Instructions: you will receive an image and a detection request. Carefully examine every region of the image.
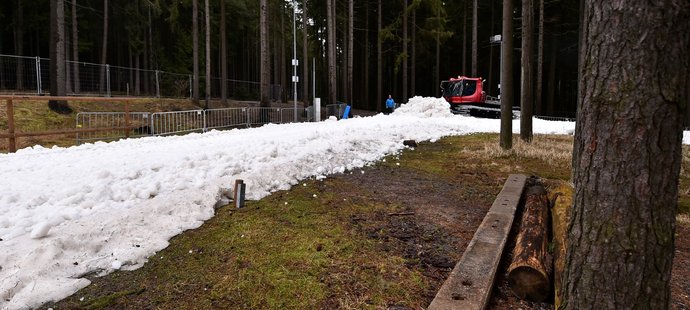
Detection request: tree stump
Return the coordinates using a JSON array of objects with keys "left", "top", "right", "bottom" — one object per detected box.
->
[{"left": 508, "top": 184, "right": 552, "bottom": 301}]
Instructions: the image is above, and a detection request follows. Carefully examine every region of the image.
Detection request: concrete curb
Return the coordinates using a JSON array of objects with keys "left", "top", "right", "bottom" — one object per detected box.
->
[{"left": 428, "top": 174, "right": 527, "bottom": 310}]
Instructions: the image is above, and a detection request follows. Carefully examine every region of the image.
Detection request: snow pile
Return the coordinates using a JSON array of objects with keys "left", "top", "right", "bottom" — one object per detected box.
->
[
  {"left": 0, "top": 96, "right": 640, "bottom": 309},
  {"left": 393, "top": 96, "right": 453, "bottom": 118}
]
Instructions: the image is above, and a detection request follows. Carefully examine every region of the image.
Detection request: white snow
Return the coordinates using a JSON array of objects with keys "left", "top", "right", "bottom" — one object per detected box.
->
[{"left": 0, "top": 96, "right": 681, "bottom": 309}]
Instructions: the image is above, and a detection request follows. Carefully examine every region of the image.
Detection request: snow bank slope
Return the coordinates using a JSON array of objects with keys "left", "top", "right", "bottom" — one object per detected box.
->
[{"left": 2, "top": 97, "right": 577, "bottom": 309}]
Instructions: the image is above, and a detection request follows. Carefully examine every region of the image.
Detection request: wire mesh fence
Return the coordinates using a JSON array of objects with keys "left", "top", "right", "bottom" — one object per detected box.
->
[
  {"left": 0, "top": 54, "right": 277, "bottom": 101},
  {"left": 75, "top": 112, "right": 152, "bottom": 144},
  {"left": 74, "top": 106, "right": 317, "bottom": 144}
]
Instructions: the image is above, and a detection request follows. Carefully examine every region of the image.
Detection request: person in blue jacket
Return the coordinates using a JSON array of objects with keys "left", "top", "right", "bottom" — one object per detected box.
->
[{"left": 385, "top": 95, "right": 395, "bottom": 114}]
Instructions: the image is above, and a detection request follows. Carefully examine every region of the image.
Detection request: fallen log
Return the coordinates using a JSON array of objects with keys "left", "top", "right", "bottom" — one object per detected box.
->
[
  {"left": 547, "top": 180, "right": 573, "bottom": 308},
  {"left": 508, "top": 184, "right": 552, "bottom": 302}
]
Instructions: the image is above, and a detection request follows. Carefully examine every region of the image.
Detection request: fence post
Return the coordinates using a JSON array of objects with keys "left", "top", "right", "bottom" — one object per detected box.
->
[
  {"left": 7, "top": 99, "right": 16, "bottom": 153},
  {"left": 155, "top": 70, "right": 161, "bottom": 98},
  {"left": 124, "top": 100, "right": 131, "bottom": 138},
  {"left": 106, "top": 64, "right": 111, "bottom": 97},
  {"left": 202, "top": 110, "right": 207, "bottom": 133},
  {"left": 189, "top": 75, "right": 193, "bottom": 99},
  {"left": 35, "top": 57, "right": 42, "bottom": 95}
]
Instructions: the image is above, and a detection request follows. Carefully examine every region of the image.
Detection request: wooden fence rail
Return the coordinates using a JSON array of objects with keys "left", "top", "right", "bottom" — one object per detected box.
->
[{"left": 1, "top": 95, "right": 134, "bottom": 153}]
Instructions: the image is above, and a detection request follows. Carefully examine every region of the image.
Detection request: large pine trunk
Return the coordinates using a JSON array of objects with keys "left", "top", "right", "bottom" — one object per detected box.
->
[
  {"left": 564, "top": 1, "right": 689, "bottom": 308},
  {"left": 49, "top": 0, "right": 69, "bottom": 112},
  {"left": 204, "top": 0, "right": 211, "bottom": 108},
  {"left": 98, "top": 0, "right": 108, "bottom": 95},
  {"left": 471, "top": 0, "right": 477, "bottom": 77},
  {"left": 347, "top": 0, "right": 353, "bottom": 106},
  {"left": 259, "top": 0, "right": 270, "bottom": 107},
  {"left": 500, "top": 0, "right": 513, "bottom": 150},
  {"left": 402, "top": 0, "right": 408, "bottom": 103},
  {"left": 302, "top": 0, "right": 309, "bottom": 107},
  {"left": 220, "top": 0, "right": 227, "bottom": 104},
  {"left": 15, "top": 0, "right": 24, "bottom": 90},
  {"left": 326, "top": 0, "right": 337, "bottom": 105},
  {"left": 193, "top": 0, "right": 200, "bottom": 104},
  {"left": 410, "top": 9, "right": 415, "bottom": 97},
  {"left": 520, "top": 0, "right": 533, "bottom": 142},
  {"left": 535, "top": 0, "right": 543, "bottom": 115},
  {"left": 71, "top": 0, "right": 80, "bottom": 94},
  {"left": 376, "top": 0, "right": 382, "bottom": 112}
]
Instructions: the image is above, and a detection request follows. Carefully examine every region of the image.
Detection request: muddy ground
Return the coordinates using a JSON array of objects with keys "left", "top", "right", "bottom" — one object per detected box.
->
[{"left": 45, "top": 136, "right": 690, "bottom": 309}]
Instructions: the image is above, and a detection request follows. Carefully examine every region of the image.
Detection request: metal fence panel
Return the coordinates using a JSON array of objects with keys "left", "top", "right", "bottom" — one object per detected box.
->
[
  {"left": 151, "top": 110, "right": 206, "bottom": 136},
  {"left": 0, "top": 54, "right": 40, "bottom": 94},
  {"left": 76, "top": 112, "right": 151, "bottom": 144},
  {"left": 205, "top": 108, "right": 247, "bottom": 130},
  {"left": 280, "top": 108, "right": 308, "bottom": 123},
  {"left": 246, "top": 107, "right": 281, "bottom": 126}
]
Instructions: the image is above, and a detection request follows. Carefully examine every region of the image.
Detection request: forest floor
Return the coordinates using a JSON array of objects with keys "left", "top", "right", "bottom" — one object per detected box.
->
[{"left": 40, "top": 133, "right": 690, "bottom": 309}]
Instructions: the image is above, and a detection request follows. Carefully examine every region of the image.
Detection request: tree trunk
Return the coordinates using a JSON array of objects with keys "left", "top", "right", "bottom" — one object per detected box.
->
[
  {"left": 65, "top": 20, "right": 71, "bottom": 94},
  {"left": 535, "top": 0, "right": 543, "bottom": 116},
  {"left": 472, "top": 0, "right": 477, "bottom": 77},
  {"left": 377, "top": 0, "right": 382, "bottom": 112},
  {"left": 348, "top": 0, "right": 354, "bottom": 106},
  {"left": 546, "top": 30, "right": 557, "bottom": 116},
  {"left": 500, "top": 0, "right": 513, "bottom": 150},
  {"left": 71, "top": 0, "right": 79, "bottom": 94},
  {"left": 204, "top": 0, "right": 211, "bottom": 108},
  {"left": 49, "top": 0, "right": 69, "bottom": 112},
  {"left": 508, "top": 184, "right": 551, "bottom": 302},
  {"left": 411, "top": 9, "right": 416, "bottom": 97},
  {"left": 193, "top": 0, "right": 200, "bottom": 104},
  {"left": 327, "top": 0, "right": 337, "bottom": 105},
  {"left": 564, "top": 1, "right": 689, "bottom": 308},
  {"left": 435, "top": 5, "right": 440, "bottom": 97},
  {"left": 302, "top": 0, "right": 309, "bottom": 107},
  {"left": 99, "top": 0, "right": 108, "bottom": 95},
  {"left": 520, "top": 0, "right": 534, "bottom": 142},
  {"left": 220, "top": 0, "right": 227, "bottom": 104},
  {"left": 487, "top": 0, "right": 494, "bottom": 95},
  {"left": 15, "top": 0, "right": 24, "bottom": 90},
  {"left": 260, "top": 0, "right": 270, "bottom": 107},
  {"left": 148, "top": 4, "right": 153, "bottom": 71},
  {"left": 364, "top": 1, "right": 370, "bottom": 107},
  {"left": 135, "top": 53, "right": 140, "bottom": 95},
  {"left": 128, "top": 45, "right": 133, "bottom": 95},
  {"left": 462, "top": 0, "right": 467, "bottom": 74},
  {"left": 402, "top": 0, "right": 408, "bottom": 103},
  {"left": 280, "top": 2, "right": 287, "bottom": 103}
]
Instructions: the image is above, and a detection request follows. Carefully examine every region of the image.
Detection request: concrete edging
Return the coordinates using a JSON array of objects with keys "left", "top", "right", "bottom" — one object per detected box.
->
[{"left": 428, "top": 174, "right": 527, "bottom": 310}]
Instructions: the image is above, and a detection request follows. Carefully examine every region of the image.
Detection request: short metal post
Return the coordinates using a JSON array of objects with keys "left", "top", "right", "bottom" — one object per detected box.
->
[
  {"left": 155, "top": 70, "right": 161, "bottom": 98},
  {"left": 106, "top": 64, "right": 111, "bottom": 97},
  {"left": 7, "top": 99, "right": 16, "bottom": 153},
  {"left": 124, "top": 100, "right": 131, "bottom": 138},
  {"left": 202, "top": 110, "right": 207, "bottom": 133},
  {"left": 35, "top": 57, "right": 42, "bottom": 95},
  {"left": 189, "top": 75, "right": 193, "bottom": 99},
  {"left": 233, "top": 179, "right": 246, "bottom": 209}
]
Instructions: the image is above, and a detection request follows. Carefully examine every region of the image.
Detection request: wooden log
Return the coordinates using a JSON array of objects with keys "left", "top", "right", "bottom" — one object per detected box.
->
[
  {"left": 547, "top": 180, "right": 573, "bottom": 309},
  {"left": 508, "top": 184, "right": 552, "bottom": 302}
]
